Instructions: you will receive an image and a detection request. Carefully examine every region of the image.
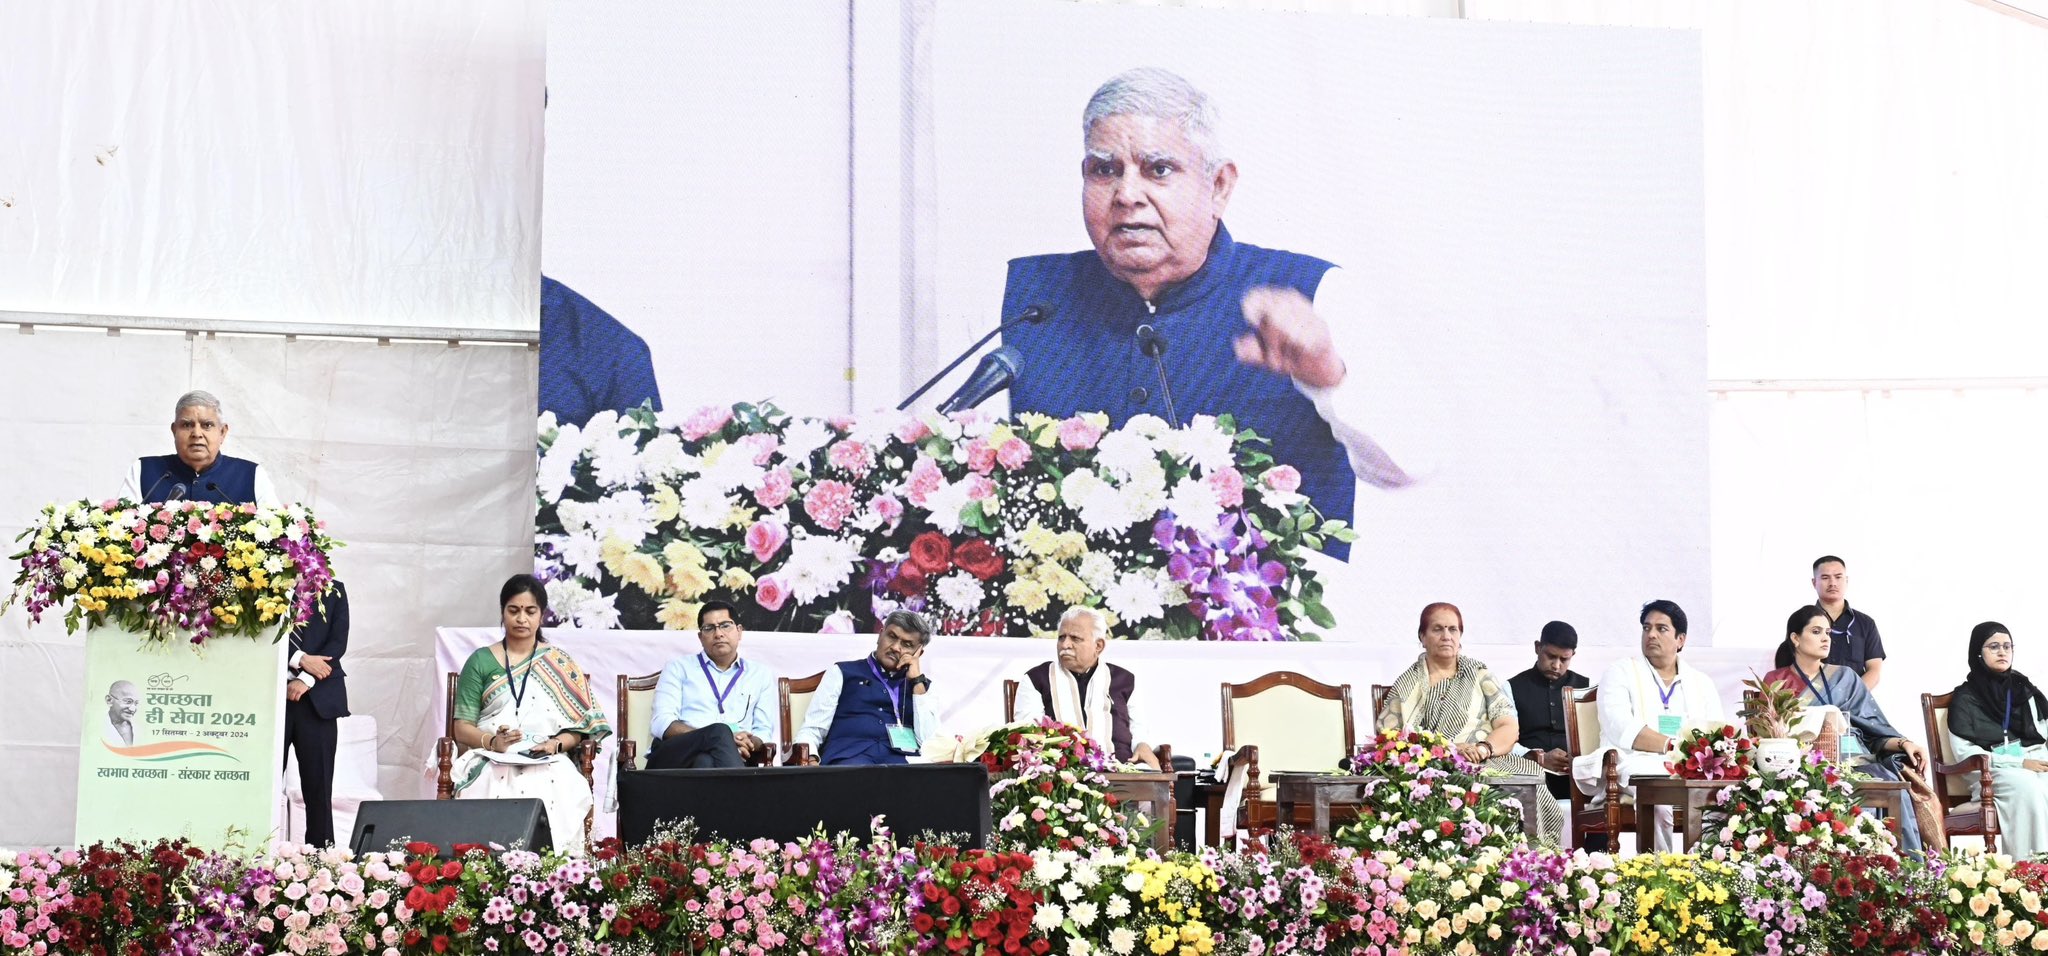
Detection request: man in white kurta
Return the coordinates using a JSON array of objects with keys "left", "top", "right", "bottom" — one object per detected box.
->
[{"left": 1574, "top": 599, "right": 1724, "bottom": 850}]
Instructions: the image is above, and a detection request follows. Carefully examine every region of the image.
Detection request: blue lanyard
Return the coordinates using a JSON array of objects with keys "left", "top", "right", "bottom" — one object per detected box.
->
[
  {"left": 501, "top": 639, "right": 536, "bottom": 715},
  {"left": 1654, "top": 671, "right": 1681, "bottom": 709},
  {"left": 698, "top": 654, "right": 745, "bottom": 714},
  {"left": 2005, "top": 689, "right": 2015, "bottom": 737},
  {"left": 1796, "top": 666, "right": 1833, "bottom": 707},
  {"left": 867, "top": 657, "right": 906, "bottom": 723}
]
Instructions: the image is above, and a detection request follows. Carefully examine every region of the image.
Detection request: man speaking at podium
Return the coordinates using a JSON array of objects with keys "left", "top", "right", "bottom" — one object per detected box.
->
[
  {"left": 125, "top": 390, "right": 283, "bottom": 507},
  {"left": 1001, "top": 68, "right": 1430, "bottom": 557}
]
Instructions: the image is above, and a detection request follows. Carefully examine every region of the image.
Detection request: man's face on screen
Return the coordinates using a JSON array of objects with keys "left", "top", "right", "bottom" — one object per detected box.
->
[{"left": 1082, "top": 113, "right": 1234, "bottom": 300}]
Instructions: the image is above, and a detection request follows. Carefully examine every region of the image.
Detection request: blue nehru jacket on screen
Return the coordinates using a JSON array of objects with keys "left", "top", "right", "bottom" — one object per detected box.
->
[
  {"left": 137, "top": 454, "right": 260, "bottom": 504},
  {"left": 538, "top": 276, "right": 662, "bottom": 428},
  {"left": 1001, "top": 223, "right": 1353, "bottom": 558}
]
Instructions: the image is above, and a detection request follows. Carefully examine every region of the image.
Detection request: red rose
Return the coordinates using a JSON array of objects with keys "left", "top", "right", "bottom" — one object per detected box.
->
[
  {"left": 909, "top": 532, "right": 953, "bottom": 574},
  {"left": 451, "top": 916, "right": 472, "bottom": 934},
  {"left": 889, "top": 561, "right": 929, "bottom": 597},
  {"left": 1439, "top": 821, "right": 1457, "bottom": 835},
  {"left": 405, "top": 841, "right": 439, "bottom": 857},
  {"left": 432, "top": 935, "right": 451, "bottom": 953},
  {"left": 913, "top": 913, "right": 936, "bottom": 933},
  {"left": 952, "top": 537, "right": 1005, "bottom": 581},
  {"left": 441, "top": 860, "right": 463, "bottom": 879}
]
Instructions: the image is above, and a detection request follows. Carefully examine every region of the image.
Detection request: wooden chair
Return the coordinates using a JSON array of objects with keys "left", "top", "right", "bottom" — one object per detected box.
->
[
  {"left": 1219, "top": 671, "right": 1356, "bottom": 840},
  {"left": 1921, "top": 691, "right": 2001, "bottom": 852},
  {"left": 434, "top": 671, "right": 599, "bottom": 845},
  {"left": 1369, "top": 683, "right": 1393, "bottom": 727},
  {"left": 1000, "top": 677, "right": 1176, "bottom": 769},
  {"left": 1562, "top": 684, "right": 1634, "bottom": 850},
  {"left": 615, "top": 672, "right": 662, "bottom": 774},
  {"left": 779, "top": 671, "right": 824, "bottom": 765}
]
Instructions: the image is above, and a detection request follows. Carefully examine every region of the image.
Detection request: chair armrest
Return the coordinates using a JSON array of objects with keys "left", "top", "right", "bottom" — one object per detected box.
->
[
  {"left": 434, "top": 737, "right": 457, "bottom": 800},
  {"left": 743, "top": 741, "right": 775, "bottom": 767},
  {"left": 1937, "top": 752, "right": 2000, "bottom": 829},
  {"left": 619, "top": 739, "right": 638, "bottom": 772},
  {"left": 573, "top": 739, "right": 600, "bottom": 788},
  {"left": 1600, "top": 750, "right": 1624, "bottom": 834},
  {"left": 785, "top": 742, "right": 815, "bottom": 766}
]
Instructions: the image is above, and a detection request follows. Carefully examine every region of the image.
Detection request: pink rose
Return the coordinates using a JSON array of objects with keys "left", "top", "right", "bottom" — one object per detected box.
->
[
  {"left": 1058, "top": 417, "right": 1104, "bottom": 451},
  {"left": 820, "top": 610, "right": 856, "bottom": 634},
  {"left": 902, "top": 457, "right": 945, "bottom": 507},
  {"left": 963, "top": 474, "right": 997, "bottom": 502},
  {"left": 963, "top": 438, "right": 997, "bottom": 475},
  {"left": 744, "top": 521, "right": 789, "bottom": 564},
  {"left": 1205, "top": 467, "right": 1246, "bottom": 509},
  {"left": 754, "top": 575, "right": 789, "bottom": 612},
  {"left": 680, "top": 404, "right": 735, "bottom": 441},
  {"left": 802, "top": 480, "right": 857, "bottom": 531},
  {"left": 994, "top": 437, "right": 1032, "bottom": 471},
  {"left": 753, "top": 467, "right": 795, "bottom": 510},
  {"left": 1261, "top": 464, "right": 1303, "bottom": 495},
  {"left": 149, "top": 524, "right": 168, "bottom": 541},
  {"left": 826, "top": 415, "right": 856, "bottom": 433},
  {"left": 892, "top": 417, "right": 933, "bottom": 444},
  {"left": 826, "top": 440, "right": 874, "bottom": 478}
]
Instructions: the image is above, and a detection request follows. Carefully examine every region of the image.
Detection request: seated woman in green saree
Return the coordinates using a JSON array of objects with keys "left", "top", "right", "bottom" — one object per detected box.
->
[{"left": 450, "top": 575, "right": 611, "bottom": 851}]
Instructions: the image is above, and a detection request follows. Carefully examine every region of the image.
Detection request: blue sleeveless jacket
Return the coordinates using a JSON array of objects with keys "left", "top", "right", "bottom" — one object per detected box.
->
[
  {"left": 136, "top": 454, "right": 260, "bottom": 505},
  {"left": 819, "top": 658, "right": 917, "bottom": 766},
  {"left": 1001, "top": 224, "right": 1353, "bottom": 557}
]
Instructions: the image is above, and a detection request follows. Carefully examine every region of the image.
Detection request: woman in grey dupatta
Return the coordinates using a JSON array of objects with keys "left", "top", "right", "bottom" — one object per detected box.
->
[{"left": 1377, "top": 602, "right": 1563, "bottom": 843}]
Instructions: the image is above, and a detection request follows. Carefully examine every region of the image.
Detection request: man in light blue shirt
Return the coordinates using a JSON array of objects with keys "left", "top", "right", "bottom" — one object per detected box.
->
[{"left": 646, "top": 601, "right": 777, "bottom": 769}]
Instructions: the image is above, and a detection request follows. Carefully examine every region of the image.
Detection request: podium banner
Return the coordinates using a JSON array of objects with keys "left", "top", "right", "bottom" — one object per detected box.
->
[{"left": 75, "top": 628, "right": 286, "bottom": 847}]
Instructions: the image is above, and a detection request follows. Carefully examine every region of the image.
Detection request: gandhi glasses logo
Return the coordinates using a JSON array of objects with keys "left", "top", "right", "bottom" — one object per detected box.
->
[{"left": 96, "top": 670, "right": 241, "bottom": 762}]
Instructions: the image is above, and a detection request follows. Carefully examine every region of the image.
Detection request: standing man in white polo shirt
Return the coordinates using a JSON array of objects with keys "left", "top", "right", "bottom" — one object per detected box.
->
[{"left": 645, "top": 600, "right": 777, "bottom": 769}]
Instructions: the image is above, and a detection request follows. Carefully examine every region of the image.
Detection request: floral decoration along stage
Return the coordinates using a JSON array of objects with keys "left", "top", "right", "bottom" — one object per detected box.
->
[
  {"left": 1333, "top": 728, "right": 1528, "bottom": 863},
  {"left": 3, "top": 498, "right": 340, "bottom": 644},
  {"left": 534, "top": 401, "right": 1353, "bottom": 639}
]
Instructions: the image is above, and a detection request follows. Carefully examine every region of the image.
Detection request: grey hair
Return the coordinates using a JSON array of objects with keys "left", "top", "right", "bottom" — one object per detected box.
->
[
  {"left": 1083, "top": 67, "right": 1227, "bottom": 174},
  {"left": 882, "top": 609, "right": 934, "bottom": 646},
  {"left": 1059, "top": 605, "right": 1111, "bottom": 640},
  {"left": 173, "top": 390, "right": 224, "bottom": 423}
]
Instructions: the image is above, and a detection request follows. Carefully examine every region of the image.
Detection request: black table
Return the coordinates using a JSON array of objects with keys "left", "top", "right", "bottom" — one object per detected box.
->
[{"left": 618, "top": 763, "right": 991, "bottom": 847}]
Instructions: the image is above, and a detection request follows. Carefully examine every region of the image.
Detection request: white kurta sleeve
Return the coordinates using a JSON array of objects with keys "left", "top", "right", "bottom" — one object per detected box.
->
[
  {"left": 1597, "top": 659, "right": 1649, "bottom": 752},
  {"left": 253, "top": 465, "right": 283, "bottom": 509},
  {"left": 793, "top": 666, "right": 843, "bottom": 750}
]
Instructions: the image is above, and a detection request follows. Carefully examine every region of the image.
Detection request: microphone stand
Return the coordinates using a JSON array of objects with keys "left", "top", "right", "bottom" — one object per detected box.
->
[
  {"left": 897, "top": 304, "right": 1051, "bottom": 411},
  {"left": 1136, "top": 325, "right": 1181, "bottom": 428}
]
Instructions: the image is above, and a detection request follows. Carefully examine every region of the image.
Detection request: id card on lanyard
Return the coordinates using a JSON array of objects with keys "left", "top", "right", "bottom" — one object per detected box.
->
[
  {"left": 868, "top": 658, "right": 919, "bottom": 753},
  {"left": 1996, "top": 689, "right": 2027, "bottom": 758},
  {"left": 1651, "top": 663, "right": 1684, "bottom": 738}
]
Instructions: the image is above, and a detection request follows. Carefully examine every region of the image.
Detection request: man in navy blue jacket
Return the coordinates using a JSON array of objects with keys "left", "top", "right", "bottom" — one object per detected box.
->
[{"left": 285, "top": 582, "right": 350, "bottom": 846}]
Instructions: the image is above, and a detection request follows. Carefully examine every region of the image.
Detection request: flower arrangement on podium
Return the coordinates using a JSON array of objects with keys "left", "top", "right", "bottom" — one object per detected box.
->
[
  {"left": 4, "top": 498, "right": 339, "bottom": 644},
  {"left": 977, "top": 719, "right": 1146, "bottom": 853},
  {"left": 534, "top": 401, "right": 1353, "bottom": 639},
  {"left": 1331, "top": 728, "right": 1523, "bottom": 862},
  {"left": 1670, "top": 725, "right": 1755, "bottom": 781}
]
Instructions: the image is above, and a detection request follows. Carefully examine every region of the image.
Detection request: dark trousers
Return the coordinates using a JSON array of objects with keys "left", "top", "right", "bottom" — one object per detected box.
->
[
  {"left": 283, "top": 698, "right": 338, "bottom": 847},
  {"left": 645, "top": 724, "right": 743, "bottom": 770}
]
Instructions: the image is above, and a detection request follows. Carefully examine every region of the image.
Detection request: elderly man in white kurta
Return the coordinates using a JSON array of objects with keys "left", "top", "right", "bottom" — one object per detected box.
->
[{"left": 1574, "top": 599, "right": 1724, "bottom": 850}]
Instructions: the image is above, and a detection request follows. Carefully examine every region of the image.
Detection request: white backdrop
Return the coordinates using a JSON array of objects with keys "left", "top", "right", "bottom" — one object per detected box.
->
[{"left": 0, "top": 0, "right": 544, "bottom": 335}]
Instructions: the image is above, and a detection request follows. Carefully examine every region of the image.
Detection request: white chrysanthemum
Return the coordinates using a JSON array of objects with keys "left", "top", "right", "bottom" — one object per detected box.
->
[
  {"left": 1123, "top": 414, "right": 1169, "bottom": 438},
  {"left": 559, "top": 490, "right": 656, "bottom": 550},
  {"left": 923, "top": 481, "right": 973, "bottom": 534},
  {"left": 1105, "top": 894, "right": 1133, "bottom": 919},
  {"left": 1033, "top": 854, "right": 1068, "bottom": 884},
  {"left": 143, "top": 542, "right": 174, "bottom": 567},
  {"left": 782, "top": 533, "right": 863, "bottom": 604},
  {"left": 1032, "top": 903, "right": 1064, "bottom": 932},
  {"left": 1071, "top": 860, "right": 1100, "bottom": 887},
  {"left": 1104, "top": 571, "right": 1168, "bottom": 625},
  {"left": 1121, "top": 870, "right": 1147, "bottom": 893},
  {"left": 537, "top": 423, "right": 587, "bottom": 502},
  {"left": 1058, "top": 881, "right": 1083, "bottom": 902},
  {"left": 1077, "top": 552, "right": 1118, "bottom": 591},
  {"left": 935, "top": 572, "right": 985, "bottom": 614},
  {"left": 1164, "top": 477, "right": 1222, "bottom": 533},
  {"left": 677, "top": 478, "right": 733, "bottom": 529},
  {"left": 545, "top": 579, "right": 620, "bottom": 629},
  {"left": 701, "top": 444, "right": 765, "bottom": 493},
  {"left": 1066, "top": 937, "right": 1093, "bottom": 956},
  {"left": 1092, "top": 428, "right": 1159, "bottom": 481},
  {"left": 1067, "top": 900, "right": 1097, "bottom": 928},
  {"left": 1168, "top": 415, "right": 1235, "bottom": 472},
  {"left": 637, "top": 433, "right": 688, "bottom": 480},
  {"left": 586, "top": 425, "right": 646, "bottom": 490},
  {"left": 1107, "top": 925, "right": 1137, "bottom": 955},
  {"left": 780, "top": 419, "right": 834, "bottom": 465},
  {"left": 542, "top": 532, "right": 604, "bottom": 579}
]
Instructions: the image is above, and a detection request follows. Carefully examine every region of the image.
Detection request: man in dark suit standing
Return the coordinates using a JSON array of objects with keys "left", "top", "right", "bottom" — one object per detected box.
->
[{"left": 285, "top": 582, "right": 350, "bottom": 846}]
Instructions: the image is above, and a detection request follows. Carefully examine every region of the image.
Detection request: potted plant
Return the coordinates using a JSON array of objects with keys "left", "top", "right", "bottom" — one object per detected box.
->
[{"left": 1739, "top": 672, "right": 1813, "bottom": 774}]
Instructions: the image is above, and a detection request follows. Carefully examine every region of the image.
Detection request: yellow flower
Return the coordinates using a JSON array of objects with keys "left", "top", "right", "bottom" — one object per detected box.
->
[
  {"left": 655, "top": 598, "right": 702, "bottom": 631},
  {"left": 1017, "top": 522, "right": 1059, "bottom": 558},
  {"left": 669, "top": 562, "right": 714, "bottom": 600},
  {"left": 603, "top": 537, "right": 668, "bottom": 596},
  {"left": 652, "top": 483, "right": 682, "bottom": 523},
  {"left": 720, "top": 567, "right": 756, "bottom": 590},
  {"left": 1034, "top": 482, "right": 1058, "bottom": 502},
  {"left": 662, "top": 539, "right": 709, "bottom": 571},
  {"left": 1004, "top": 578, "right": 1050, "bottom": 615}
]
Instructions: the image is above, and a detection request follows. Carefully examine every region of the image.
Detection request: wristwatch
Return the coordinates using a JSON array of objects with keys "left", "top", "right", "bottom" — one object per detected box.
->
[{"left": 909, "top": 676, "right": 932, "bottom": 692}]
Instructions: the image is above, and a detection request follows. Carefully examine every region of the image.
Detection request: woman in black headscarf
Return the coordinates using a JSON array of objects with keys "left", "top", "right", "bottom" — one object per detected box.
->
[{"left": 1945, "top": 621, "right": 2048, "bottom": 858}]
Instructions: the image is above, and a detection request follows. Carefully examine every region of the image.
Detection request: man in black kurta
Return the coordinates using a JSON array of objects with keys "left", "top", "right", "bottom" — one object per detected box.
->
[{"left": 1507, "top": 621, "right": 1590, "bottom": 801}]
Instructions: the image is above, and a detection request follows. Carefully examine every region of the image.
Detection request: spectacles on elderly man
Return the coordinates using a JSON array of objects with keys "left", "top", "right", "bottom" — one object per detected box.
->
[{"left": 698, "top": 621, "right": 739, "bottom": 637}]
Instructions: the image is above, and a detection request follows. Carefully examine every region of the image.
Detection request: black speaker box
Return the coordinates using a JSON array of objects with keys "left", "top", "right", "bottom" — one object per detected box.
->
[
  {"left": 618, "top": 763, "right": 990, "bottom": 848},
  {"left": 349, "top": 798, "right": 553, "bottom": 857}
]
